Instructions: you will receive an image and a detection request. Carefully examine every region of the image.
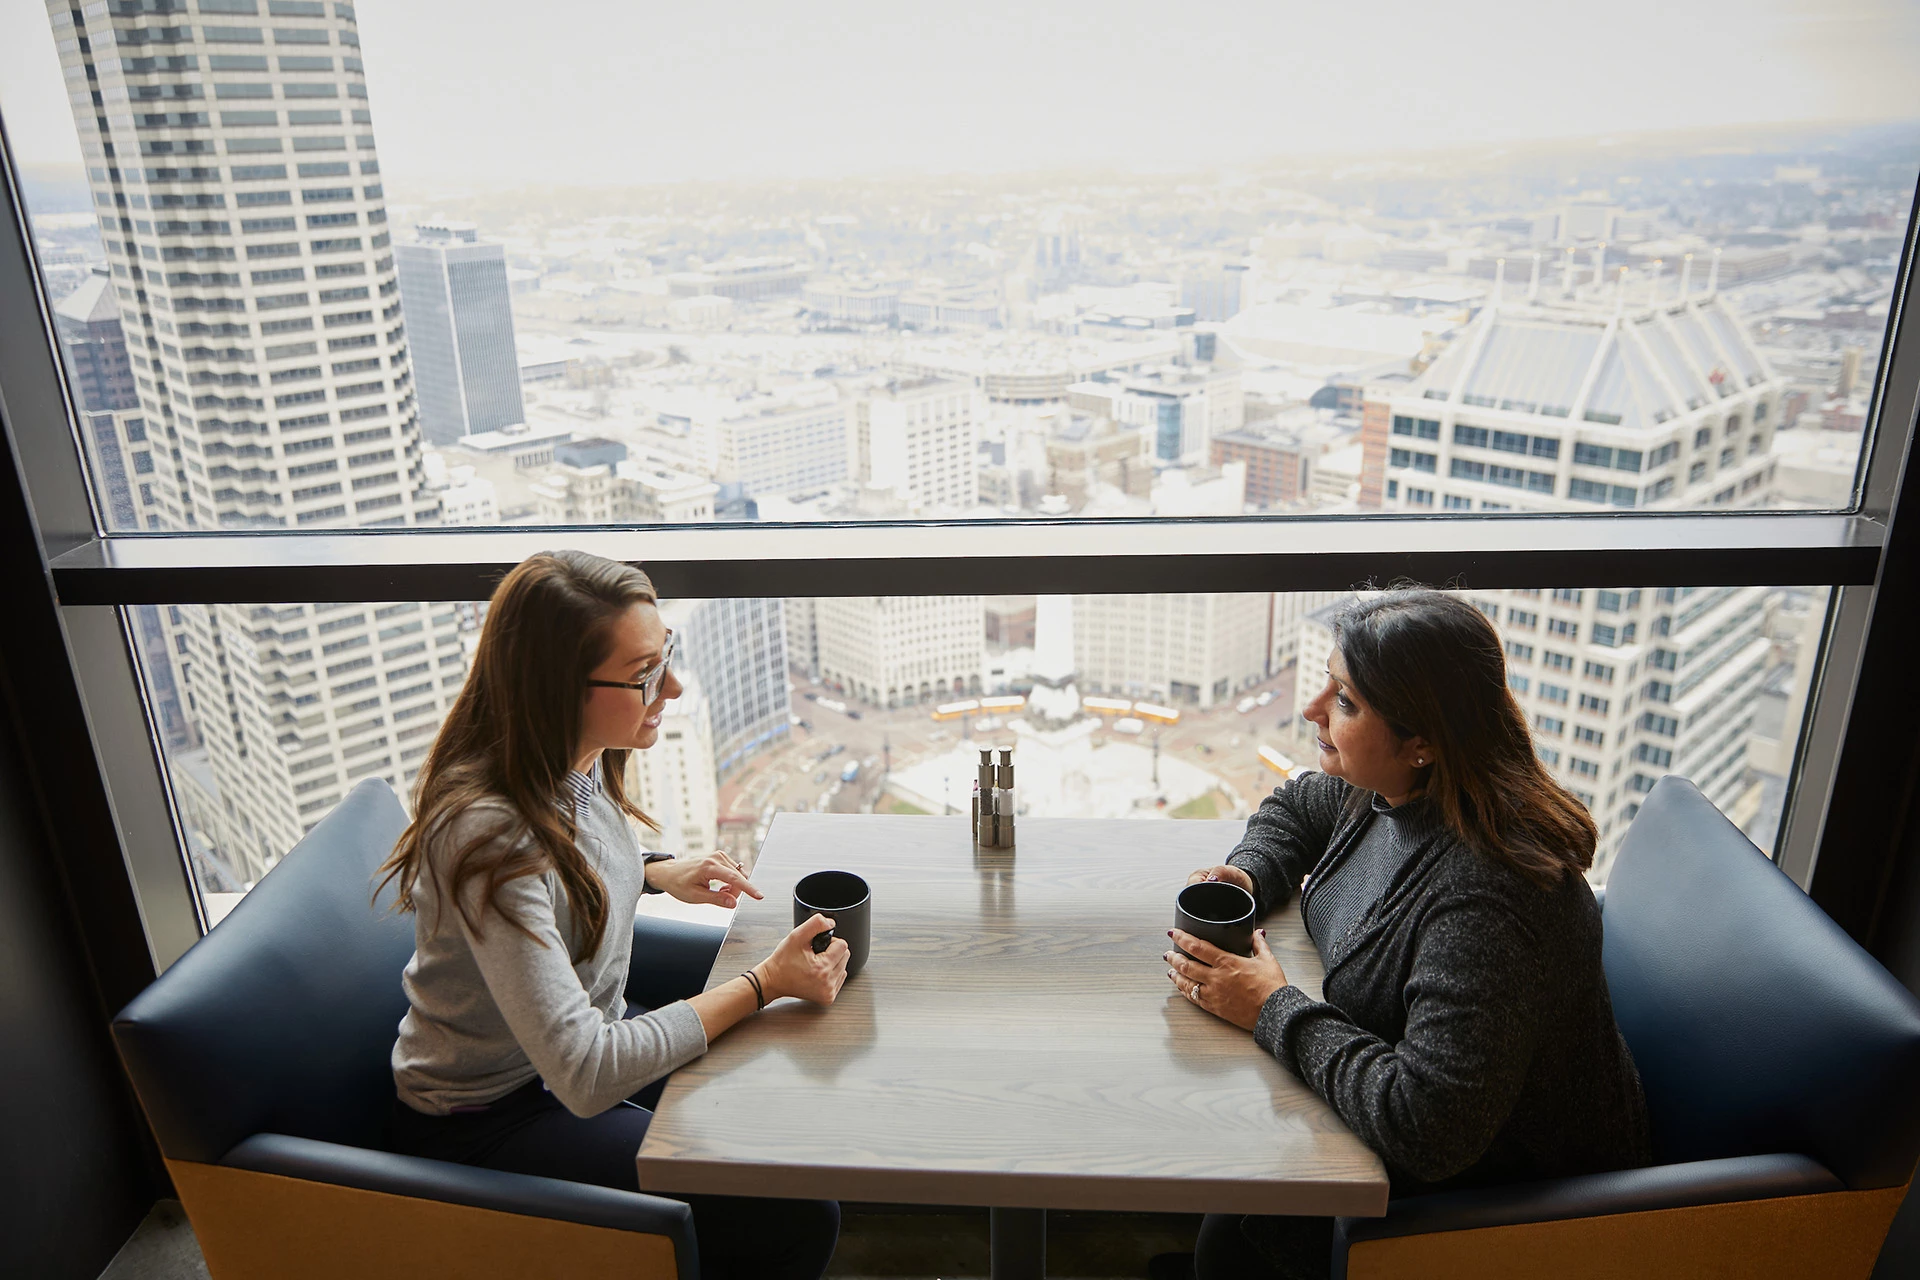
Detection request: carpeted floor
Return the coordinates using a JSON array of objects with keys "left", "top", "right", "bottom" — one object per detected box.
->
[{"left": 97, "top": 1199, "right": 1200, "bottom": 1279}]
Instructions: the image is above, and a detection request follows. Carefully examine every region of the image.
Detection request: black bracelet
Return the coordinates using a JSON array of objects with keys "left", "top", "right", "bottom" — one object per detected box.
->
[{"left": 741, "top": 969, "right": 766, "bottom": 1010}]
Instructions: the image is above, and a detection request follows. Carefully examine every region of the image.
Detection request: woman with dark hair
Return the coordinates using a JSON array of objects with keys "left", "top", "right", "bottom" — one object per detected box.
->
[
  {"left": 379, "top": 550, "right": 846, "bottom": 1279},
  {"left": 1161, "top": 588, "right": 1650, "bottom": 1280}
]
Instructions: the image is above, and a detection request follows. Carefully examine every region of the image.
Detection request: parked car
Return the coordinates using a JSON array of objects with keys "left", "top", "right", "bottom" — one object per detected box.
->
[
  {"left": 1236, "top": 696, "right": 1257, "bottom": 714},
  {"left": 840, "top": 762, "right": 862, "bottom": 783}
]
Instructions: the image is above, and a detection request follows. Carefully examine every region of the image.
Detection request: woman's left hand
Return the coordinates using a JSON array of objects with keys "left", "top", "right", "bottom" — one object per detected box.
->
[
  {"left": 647, "top": 850, "right": 765, "bottom": 909},
  {"left": 1166, "top": 928, "right": 1289, "bottom": 1031}
]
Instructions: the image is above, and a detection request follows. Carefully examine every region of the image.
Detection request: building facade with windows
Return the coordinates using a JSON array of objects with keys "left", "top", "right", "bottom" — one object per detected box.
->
[
  {"left": 673, "top": 598, "right": 793, "bottom": 778},
  {"left": 816, "top": 596, "right": 986, "bottom": 708},
  {"left": 857, "top": 376, "right": 980, "bottom": 512},
  {"left": 1351, "top": 289, "right": 1784, "bottom": 865},
  {"left": 394, "top": 220, "right": 526, "bottom": 445},
  {"left": 1067, "top": 365, "right": 1244, "bottom": 467},
  {"left": 712, "top": 394, "right": 853, "bottom": 498},
  {"left": 46, "top": 0, "right": 450, "bottom": 884},
  {"left": 1075, "top": 592, "right": 1271, "bottom": 709}
]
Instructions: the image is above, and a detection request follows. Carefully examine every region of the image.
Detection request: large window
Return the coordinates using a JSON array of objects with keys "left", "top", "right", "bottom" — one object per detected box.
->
[
  {"left": 3, "top": 1, "right": 1909, "bottom": 538},
  {"left": 137, "top": 585, "right": 1825, "bottom": 925},
  {"left": 0, "top": 0, "right": 1913, "bottom": 961}
]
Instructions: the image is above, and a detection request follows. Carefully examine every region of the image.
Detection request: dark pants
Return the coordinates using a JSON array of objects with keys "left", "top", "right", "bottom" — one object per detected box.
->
[
  {"left": 388, "top": 1080, "right": 839, "bottom": 1280},
  {"left": 1196, "top": 1213, "right": 1333, "bottom": 1280}
]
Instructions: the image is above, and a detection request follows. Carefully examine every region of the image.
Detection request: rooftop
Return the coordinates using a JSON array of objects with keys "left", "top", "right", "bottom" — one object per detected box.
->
[
  {"left": 54, "top": 267, "right": 119, "bottom": 327},
  {"left": 1409, "top": 291, "right": 1775, "bottom": 430}
]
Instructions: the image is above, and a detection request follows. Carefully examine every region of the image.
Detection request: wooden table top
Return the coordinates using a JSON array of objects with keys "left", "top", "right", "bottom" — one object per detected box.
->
[{"left": 636, "top": 814, "right": 1388, "bottom": 1217}]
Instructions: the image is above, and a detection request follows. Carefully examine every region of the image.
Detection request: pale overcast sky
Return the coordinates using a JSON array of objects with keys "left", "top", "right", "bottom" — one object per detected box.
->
[{"left": 4, "top": 0, "right": 1918, "bottom": 183}]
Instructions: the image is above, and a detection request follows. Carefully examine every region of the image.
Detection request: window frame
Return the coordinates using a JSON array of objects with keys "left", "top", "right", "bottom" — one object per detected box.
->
[{"left": 3, "top": 126, "right": 1918, "bottom": 971}]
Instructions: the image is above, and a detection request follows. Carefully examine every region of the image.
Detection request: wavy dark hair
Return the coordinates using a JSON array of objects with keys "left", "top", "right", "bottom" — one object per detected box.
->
[
  {"left": 376, "top": 550, "right": 659, "bottom": 959},
  {"left": 1333, "top": 587, "right": 1596, "bottom": 885}
]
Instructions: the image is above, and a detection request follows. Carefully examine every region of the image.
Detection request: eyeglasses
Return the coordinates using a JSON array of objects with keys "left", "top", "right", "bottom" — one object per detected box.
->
[{"left": 587, "top": 629, "right": 676, "bottom": 702}]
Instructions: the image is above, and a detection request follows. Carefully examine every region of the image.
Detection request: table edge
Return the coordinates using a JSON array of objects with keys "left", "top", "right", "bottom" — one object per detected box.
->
[{"left": 634, "top": 1154, "right": 1390, "bottom": 1218}]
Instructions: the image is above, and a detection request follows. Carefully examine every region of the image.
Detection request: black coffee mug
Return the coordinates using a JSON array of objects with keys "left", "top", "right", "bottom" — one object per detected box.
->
[
  {"left": 1174, "top": 881, "right": 1256, "bottom": 959},
  {"left": 793, "top": 869, "right": 871, "bottom": 978}
]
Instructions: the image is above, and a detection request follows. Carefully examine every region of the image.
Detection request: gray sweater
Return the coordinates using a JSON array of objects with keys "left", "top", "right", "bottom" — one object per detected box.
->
[
  {"left": 1228, "top": 770, "right": 1650, "bottom": 1196},
  {"left": 391, "top": 774, "right": 708, "bottom": 1118}
]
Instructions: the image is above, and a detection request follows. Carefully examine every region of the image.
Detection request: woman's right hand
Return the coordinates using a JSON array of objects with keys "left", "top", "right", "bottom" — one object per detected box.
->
[
  {"left": 754, "top": 913, "right": 849, "bottom": 1006},
  {"left": 1186, "top": 864, "right": 1255, "bottom": 892}
]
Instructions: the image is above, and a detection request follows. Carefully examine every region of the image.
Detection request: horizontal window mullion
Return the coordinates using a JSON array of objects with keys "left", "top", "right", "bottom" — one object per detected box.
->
[{"left": 49, "top": 513, "right": 1883, "bottom": 604}]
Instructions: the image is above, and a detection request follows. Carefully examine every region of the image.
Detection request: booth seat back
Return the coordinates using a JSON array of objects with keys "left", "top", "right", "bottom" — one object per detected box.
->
[
  {"left": 1602, "top": 777, "right": 1920, "bottom": 1190},
  {"left": 114, "top": 779, "right": 415, "bottom": 1164}
]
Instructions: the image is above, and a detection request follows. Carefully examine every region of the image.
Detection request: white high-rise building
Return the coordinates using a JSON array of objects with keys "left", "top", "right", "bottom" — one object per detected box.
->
[
  {"left": 855, "top": 377, "right": 980, "bottom": 512},
  {"left": 1372, "top": 289, "right": 1778, "bottom": 517},
  {"left": 785, "top": 597, "right": 821, "bottom": 681},
  {"left": 47, "top": 0, "right": 452, "bottom": 883},
  {"left": 1364, "top": 285, "right": 1783, "bottom": 863},
  {"left": 712, "top": 393, "right": 853, "bottom": 497},
  {"left": 1074, "top": 593, "right": 1270, "bottom": 709},
  {"left": 395, "top": 221, "right": 526, "bottom": 445},
  {"left": 817, "top": 597, "right": 985, "bottom": 708}
]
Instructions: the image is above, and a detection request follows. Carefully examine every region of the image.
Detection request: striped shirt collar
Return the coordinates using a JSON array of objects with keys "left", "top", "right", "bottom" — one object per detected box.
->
[{"left": 563, "top": 764, "right": 601, "bottom": 820}]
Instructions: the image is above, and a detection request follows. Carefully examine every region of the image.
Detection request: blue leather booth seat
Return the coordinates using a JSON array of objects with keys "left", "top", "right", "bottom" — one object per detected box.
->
[
  {"left": 1603, "top": 777, "right": 1920, "bottom": 1190},
  {"left": 112, "top": 779, "right": 728, "bottom": 1280},
  {"left": 1331, "top": 776, "right": 1920, "bottom": 1279}
]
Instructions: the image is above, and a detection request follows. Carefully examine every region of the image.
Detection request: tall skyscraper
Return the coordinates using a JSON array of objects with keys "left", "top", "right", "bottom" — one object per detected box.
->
[
  {"left": 671, "top": 599, "right": 793, "bottom": 778},
  {"left": 1342, "top": 282, "right": 1784, "bottom": 864},
  {"left": 47, "top": 0, "right": 454, "bottom": 885},
  {"left": 855, "top": 376, "right": 980, "bottom": 512},
  {"left": 394, "top": 221, "right": 526, "bottom": 445},
  {"left": 53, "top": 272, "right": 199, "bottom": 752},
  {"left": 54, "top": 266, "right": 140, "bottom": 414}
]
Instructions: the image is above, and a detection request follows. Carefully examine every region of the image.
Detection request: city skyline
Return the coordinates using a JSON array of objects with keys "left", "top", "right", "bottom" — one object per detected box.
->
[{"left": 8, "top": 0, "right": 1907, "bottom": 891}]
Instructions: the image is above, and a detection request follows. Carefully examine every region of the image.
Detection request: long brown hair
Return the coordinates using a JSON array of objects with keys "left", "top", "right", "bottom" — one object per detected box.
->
[
  {"left": 377, "top": 550, "right": 658, "bottom": 958},
  {"left": 1332, "top": 587, "right": 1596, "bottom": 886}
]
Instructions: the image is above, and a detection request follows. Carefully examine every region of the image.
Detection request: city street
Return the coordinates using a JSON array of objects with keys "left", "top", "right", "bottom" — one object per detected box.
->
[{"left": 716, "top": 667, "right": 1314, "bottom": 857}]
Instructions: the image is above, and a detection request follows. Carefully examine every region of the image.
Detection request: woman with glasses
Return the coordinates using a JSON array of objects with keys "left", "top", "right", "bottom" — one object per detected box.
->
[{"left": 379, "top": 549, "right": 847, "bottom": 1280}]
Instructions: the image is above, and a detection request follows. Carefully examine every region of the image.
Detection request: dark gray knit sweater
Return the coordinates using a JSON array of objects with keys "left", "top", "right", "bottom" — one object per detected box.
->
[{"left": 1228, "top": 770, "right": 1651, "bottom": 1196}]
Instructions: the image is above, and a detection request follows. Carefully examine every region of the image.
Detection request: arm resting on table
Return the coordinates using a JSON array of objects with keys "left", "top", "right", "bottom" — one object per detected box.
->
[
  {"left": 625, "top": 915, "right": 727, "bottom": 1011},
  {"left": 1336, "top": 1152, "right": 1842, "bottom": 1246}
]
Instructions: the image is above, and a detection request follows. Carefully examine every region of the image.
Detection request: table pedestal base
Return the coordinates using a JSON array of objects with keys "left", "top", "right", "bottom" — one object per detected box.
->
[{"left": 990, "top": 1207, "right": 1046, "bottom": 1279}]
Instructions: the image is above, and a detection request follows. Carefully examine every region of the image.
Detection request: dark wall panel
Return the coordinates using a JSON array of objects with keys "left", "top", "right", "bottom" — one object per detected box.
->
[{"left": 0, "top": 714, "right": 155, "bottom": 1277}]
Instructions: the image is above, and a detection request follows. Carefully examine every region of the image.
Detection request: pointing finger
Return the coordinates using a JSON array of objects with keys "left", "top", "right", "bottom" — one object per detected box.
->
[{"left": 708, "top": 861, "right": 764, "bottom": 900}]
